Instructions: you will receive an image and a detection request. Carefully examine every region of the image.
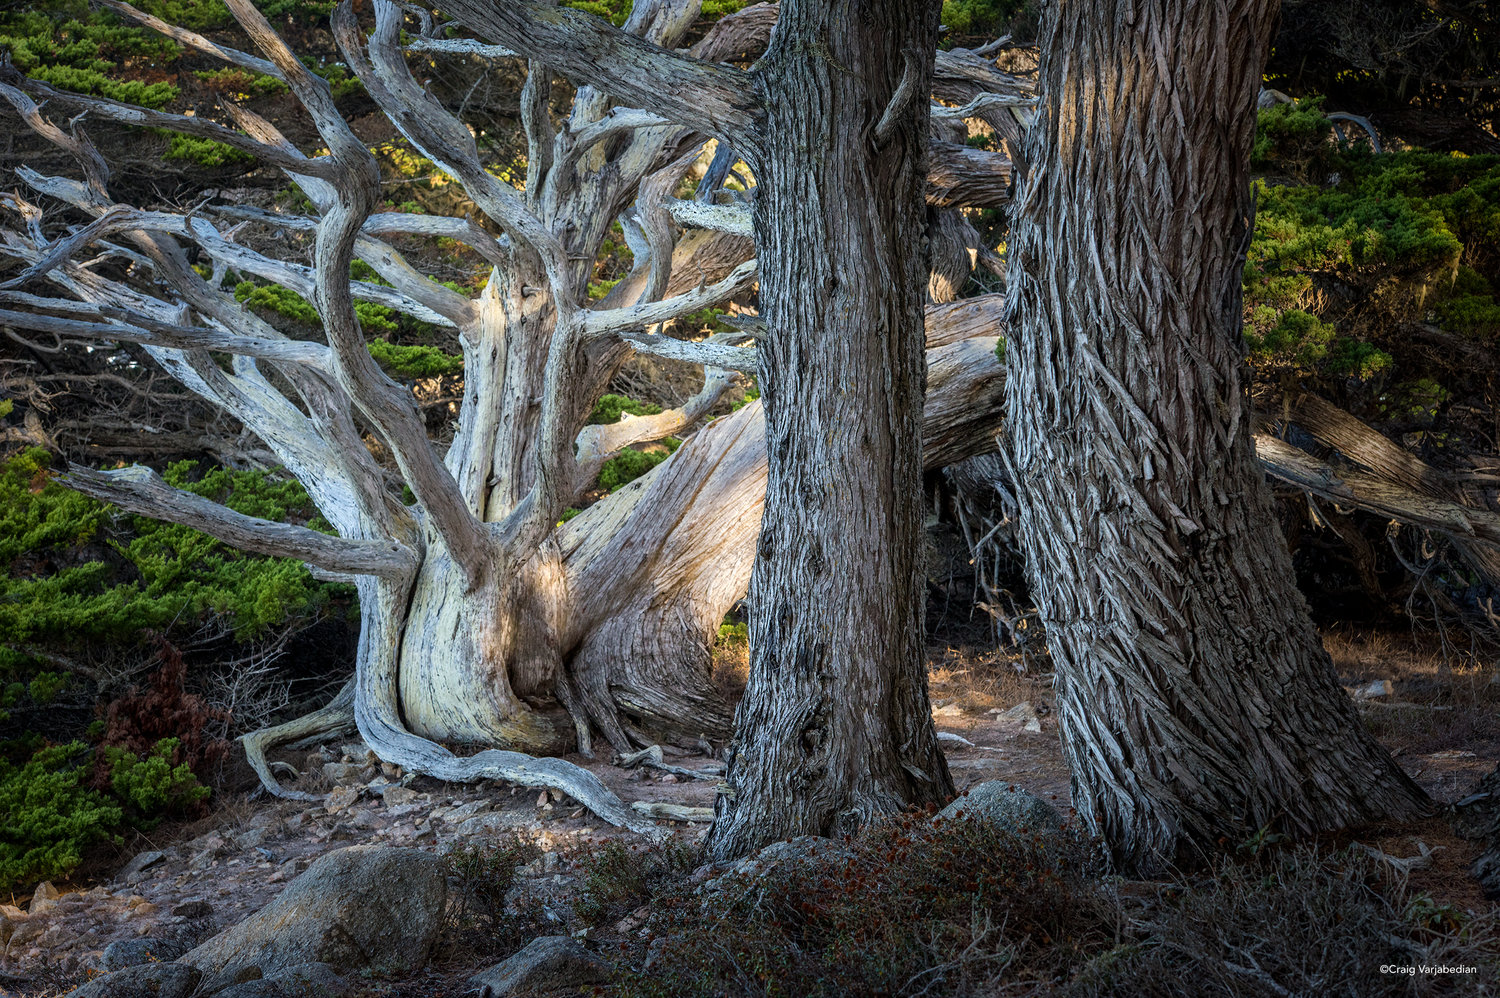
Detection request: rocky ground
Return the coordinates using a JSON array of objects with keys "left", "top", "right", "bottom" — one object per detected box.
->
[{"left": 1, "top": 633, "right": 1495, "bottom": 997}]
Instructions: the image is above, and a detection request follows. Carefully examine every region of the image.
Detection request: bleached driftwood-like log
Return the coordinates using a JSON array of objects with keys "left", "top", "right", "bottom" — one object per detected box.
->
[{"left": 1253, "top": 434, "right": 1500, "bottom": 551}]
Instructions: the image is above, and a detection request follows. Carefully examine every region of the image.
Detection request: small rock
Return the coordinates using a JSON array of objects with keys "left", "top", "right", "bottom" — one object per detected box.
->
[
  {"left": 456, "top": 812, "right": 523, "bottom": 838},
  {"left": 347, "top": 809, "right": 381, "bottom": 830},
  {"left": 1350, "top": 679, "right": 1394, "bottom": 700},
  {"left": 936, "top": 781, "right": 1066, "bottom": 837},
  {"left": 102, "top": 937, "right": 189, "bottom": 972},
  {"left": 443, "top": 799, "right": 492, "bottom": 823},
  {"left": 468, "top": 936, "right": 612, "bottom": 997},
  {"left": 172, "top": 899, "right": 214, "bottom": 919},
  {"left": 65, "top": 961, "right": 201, "bottom": 998},
  {"left": 614, "top": 904, "right": 649, "bottom": 934},
  {"left": 116, "top": 850, "right": 167, "bottom": 883},
  {"left": 380, "top": 785, "right": 418, "bottom": 807},
  {"left": 996, "top": 701, "right": 1039, "bottom": 724},
  {"left": 326, "top": 785, "right": 363, "bottom": 811},
  {"left": 234, "top": 827, "right": 268, "bottom": 851},
  {"left": 28, "top": 881, "right": 59, "bottom": 915},
  {"left": 213, "top": 962, "right": 351, "bottom": 997},
  {"left": 187, "top": 832, "right": 229, "bottom": 855},
  {"left": 932, "top": 702, "right": 965, "bottom": 718},
  {"left": 321, "top": 762, "right": 370, "bottom": 786}
]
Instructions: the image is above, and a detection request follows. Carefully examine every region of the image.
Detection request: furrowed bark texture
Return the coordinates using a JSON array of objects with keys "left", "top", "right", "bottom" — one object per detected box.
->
[
  {"left": 1004, "top": 0, "right": 1431, "bottom": 870},
  {"left": 706, "top": 0, "right": 954, "bottom": 860}
]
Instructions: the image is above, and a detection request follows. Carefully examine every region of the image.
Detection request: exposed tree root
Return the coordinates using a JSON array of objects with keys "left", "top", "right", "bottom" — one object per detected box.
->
[{"left": 240, "top": 678, "right": 356, "bottom": 801}]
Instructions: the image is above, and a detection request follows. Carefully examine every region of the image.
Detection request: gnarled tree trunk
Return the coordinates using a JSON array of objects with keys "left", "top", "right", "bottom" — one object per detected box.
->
[
  {"left": 1003, "top": 0, "right": 1431, "bottom": 870},
  {"left": 705, "top": 0, "right": 954, "bottom": 859},
  {"left": 2, "top": 0, "right": 1021, "bottom": 836}
]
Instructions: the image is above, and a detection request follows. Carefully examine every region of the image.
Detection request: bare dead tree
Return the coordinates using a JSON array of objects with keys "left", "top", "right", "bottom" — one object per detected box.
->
[{"left": 0, "top": 0, "right": 1020, "bottom": 834}]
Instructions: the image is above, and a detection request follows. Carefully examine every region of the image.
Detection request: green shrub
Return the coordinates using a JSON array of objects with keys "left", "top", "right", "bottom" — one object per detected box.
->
[
  {"left": 103, "top": 737, "right": 210, "bottom": 824},
  {"left": 940, "top": 0, "right": 1029, "bottom": 36},
  {"left": 598, "top": 442, "right": 677, "bottom": 492},
  {"left": 563, "top": 0, "right": 634, "bottom": 26},
  {"left": 165, "top": 134, "right": 253, "bottom": 168},
  {"left": 1243, "top": 102, "right": 1500, "bottom": 413},
  {"left": 234, "top": 281, "right": 320, "bottom": 325},
  {"left": 589, "top": 394, "right": 663, "bottom": 425},
  {"left": 366, "top": 340, "right": 464, "bottom": 379},
  {"left": 1251, "top": 97, "right": 1336, "bottom": 179},
  {"left": 0, "top": 742, "right": 122, "bottom": 893}
]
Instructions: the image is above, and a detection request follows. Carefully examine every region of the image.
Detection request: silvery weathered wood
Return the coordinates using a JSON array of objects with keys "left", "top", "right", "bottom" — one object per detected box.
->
[{"left": 0, "top": 0, "right": 1029, "bottom": 842}]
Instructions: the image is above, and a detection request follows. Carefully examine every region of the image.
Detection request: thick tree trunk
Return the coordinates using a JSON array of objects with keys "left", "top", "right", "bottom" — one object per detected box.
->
[
  {"left": 1004, "top": 0, "right": 1431, "bottom": 870},
  {"left": 706, "top": 0, "right": 954, "bottom": 859}
]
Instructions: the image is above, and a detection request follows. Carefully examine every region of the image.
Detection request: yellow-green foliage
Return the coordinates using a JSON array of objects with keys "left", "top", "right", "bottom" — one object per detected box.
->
[
  {"left": 103, "top": 737, "right": 209, "bottom": 824},
  {"left": 0, "top": 736, "right": 210, "bottom": 891},
  {"left": 1244, "top": 100, "right": 1500, "bottom": 394},
  {"left": 563, "top": 0, "right": 635, "bottom": 25},
  {"left": 0, "top": 1, "right": 328, "bottom": 113},
  {"left": 0, "top": 742, "right": 122, "bottom": 892},
  {"left": 366, "top": 341, "right": 464, "bottom": 379},
  {"left": 940, "top": 0, "right": 1029, "bottom": 35},
  {"left": 598, "top": 441, "right": 679, "bottom": 493},
  {"left": 563, "top": 0, "right": 748, "bottom": 23},
  {"left": 165, "top": 134, "right": 254, "bottom": 168},
  {"left": 233, "top": 278, "right": 462, "bottom": 378},
  {"left": 589, "top": 394, "right": 662, "bottom": 425},
  {"left": 235, "top": 281, "right": 320, "bottom": 325}
]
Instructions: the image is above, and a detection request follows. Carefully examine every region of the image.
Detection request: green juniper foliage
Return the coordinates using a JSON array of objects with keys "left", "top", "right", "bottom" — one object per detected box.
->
[
  {"left": 1242, "top": 98, "right": 1500, "bottom": 452},
  {"left": 0, "top": 449, "right": 353, "bottom": 889},
  {"left": 0, "top": 742, "right": 122, "bottom": 892},
  {"left": 0, "top": 2, "right": 342, "bottom": 166},
  {"left": 103, "top": 737, "right": 211, "bottom": 826}
]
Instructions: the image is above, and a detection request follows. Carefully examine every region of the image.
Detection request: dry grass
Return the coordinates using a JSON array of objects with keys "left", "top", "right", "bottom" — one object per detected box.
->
[
  {"left": 928, "top": 644, "right": 1053, "bottom": 715},
  {"left": 1064, "top": 845, "right": 1500, "bottom": 998},
  {"left": 1323, "top": 628, "right": 1500, "bottom": 804},
  {"left": 593, "top": 822, "right": 1498, "bottom": 998}
]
